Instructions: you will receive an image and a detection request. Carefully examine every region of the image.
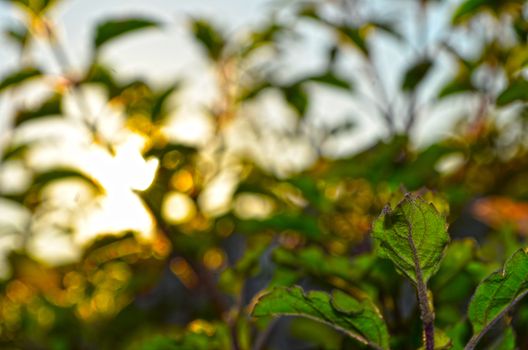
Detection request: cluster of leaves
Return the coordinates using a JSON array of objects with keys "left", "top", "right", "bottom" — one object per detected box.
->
[{"left": 0, "top": 0, "right": 527, "bottom": 349}]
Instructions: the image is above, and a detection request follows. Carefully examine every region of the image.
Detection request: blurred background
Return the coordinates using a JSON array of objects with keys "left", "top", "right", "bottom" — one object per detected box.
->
[{"left": 0, "top": 0, "right": 527, "bottom": 348}]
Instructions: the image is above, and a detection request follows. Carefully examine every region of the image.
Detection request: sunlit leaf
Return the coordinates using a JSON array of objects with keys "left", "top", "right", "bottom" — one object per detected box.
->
[
  {"left": 372, "top": 194, "right": 449, "bottom": 285},
  {"left": 94, "top": 17, "right": 160, "bottom": 50},
  {"left": 402, "top": 59, "right": 433, "bottom": 91},
  {"left": 0, "top": 67, "right": 41, "bottom": 92},
  {"left": 467, "top": 249, "right": 528, "bottom": 347},
  {"left": 252, "top": 286, "right": 390, "bottom": 350}
]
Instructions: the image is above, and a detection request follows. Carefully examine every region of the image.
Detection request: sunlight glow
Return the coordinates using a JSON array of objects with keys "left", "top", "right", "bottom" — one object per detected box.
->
[{"left": 162, "top": 192, "right": 196, "bottom": 225}]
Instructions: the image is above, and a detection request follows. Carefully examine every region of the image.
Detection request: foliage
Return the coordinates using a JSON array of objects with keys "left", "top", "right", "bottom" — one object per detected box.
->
[{"left": 0, "top": 0, "right": 528, "bottom": 349}]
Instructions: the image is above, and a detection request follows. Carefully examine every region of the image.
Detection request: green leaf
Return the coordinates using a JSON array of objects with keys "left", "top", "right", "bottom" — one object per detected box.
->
[
  {"left": 307, "top": 71, "right": 353, "bottom": 91},
  {"left": 418, "top": 328, "right": 452, "bottom": 350},
  {"left": 14, "top": 93, "right": 62, "bottom": 126},
  {"left": 0, "top": 0, "right": 58, "bottom": 14},
  {"left": 367, "top": 21, "right": 404, "bottom": 42},
  {"left": 0, "top": 67, "right": 41, "bottom": 92},
  {"left": 451, "top": 0, "right": 524, "bottom": 24},
  {"left": 281, "top": 83, "right": 309, "bottom": 116},
  {"left": 466, "top": 248, "right": 528, "bottom": 347},
  {"left": 252, "top": 286, "right": 389, "bottom": 350},
  {"left": 5, "top": 25, "right": 30, "bottom": 49},
  {"left": 402, "top": 59, "right": 433, "bottom": 91},
  {"left": 238, "top": 212, "right": 321, "bottom": 239},
  {"left": 372, "top": 194, "right": 449, "bottom": 285},
  {"left": 496, "top": 78, "right": 528, "bottom": 106},
  {"left": 490, "top": 326, "right": 516, "bottom": 350},
  {"left": 272, "top": 246, "right": 372, "bottom": 284},
  {"left": 139, "top": 335, "right": 178, "bottom": 350},
  {"left": 94, "top": 18, "right": 159, "bottom": 50},
  {"left": 84, "top": 63, "right": 121, "bottom": 97},
  {"left": 191, "top": 19, "right": 225, "bottom": 61},
  {"left": 452, "top": 0, "right": 489, "bottom": 24},
  {"left": 33, "top": 168, "right": 104, "bottom": 194},
  {"left": 430, "top": 239, "right": 478, "bottom": 293},
  {"left": 151, "top": 83, "right": 179, "bottom": 123},
  {"left": 337, "top": 26, "right": 369, "bottom": 57},
  {"left": 1, "top": 143, "right": 32, "bottom": 161}
]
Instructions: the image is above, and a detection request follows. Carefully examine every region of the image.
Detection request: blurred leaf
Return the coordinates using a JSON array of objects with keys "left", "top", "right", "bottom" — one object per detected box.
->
[
  {"left": 496, "top": 78, "right": 528, "bottom": 106},
  {"left": 238, "top": 81, "right": 271, "bottom": 101},
  {"left": 307, "top": 71, "right": 353, "bottom": 91},
  {"left": 430, "top": 239, "right": 478, "bottom": 293},
  {"left": 4, "top": 25, "right": 30, "bottom": 49},
  {"left": 281, "top": 83, "right": 309, "bottom": 116},
  {"left": 1, "top": 142, "right": 32, "bottom": 161},
  {"left": 219, "top": 240, "right": 268, "bottom": 295},
  {"left": 298, "top": 4, "right": 320, "bottom": 21},
  {"left": 418, "top": 328, "right": 452, "bottom": 350},
  {"left": 32, "top": 168, "right": 104, "bottom": 194},
  {"left": 0, "top": 0, "right": 58, "bottom": 14},
  {"left": 140, "top": 336, "right": 178, "bottom": 350},
  {"left": 490, "top": 326, "right": 516, "bottom": 350},
  {"left": 239, "top": 212, "right": 321, "bottom": 239},
  {"left": 191, "top": 19, "right": 225, "bottom": 61},
  {"left": 84, "top": 63, "right": 121, "bottom": 97},
  {"left": 445, "top": 321, "right": 471, "bottom": 350},
  {"left": 290, "top": 318, "right": 341, "bottom": 350},
  {"left": 252, "top": 286, "right": 390, "bottom": 349},
  {"left": 0, "top": 67, "right": 41, "bottom": 92},
  {"left": 367, "top": 21, "right": 404, "bottom": 42},
  {"left": 337, "top": 25, "right": 369, "bottom": 57},
  {"left": 452, "top": 0, "right": 489, "bottom": 24},
  {"left": 94, "top": 17, "right": 160, "bottom": 50},
  {"left": 372, "top": 194, "right": 449, "bottom": 285},
  {"left": 452, "top": 0, "right": 524, "bottom": 24},
  {"left": 272, "top": 246, "right": 374, "bottom": 284},
  {"left": 402, "top": 59, "right": 433, "bottom": 91},
  {"left": 437, "top": 76, "right": 474, "bottom": 99},
  {"left": 14, "top": 93, "right": 62, "bottom": 126},
  {"left": 151, "top": 83, "right": 179, "bottom": 123},
  {"left": 467, "top": 249, "right": 528, "bottom": 346},
  {"left": 242, "top": 23, "right": 284, "bottom": 57},
  {"left": 324, "top": 135, "right": 408, "bottom": 183}
]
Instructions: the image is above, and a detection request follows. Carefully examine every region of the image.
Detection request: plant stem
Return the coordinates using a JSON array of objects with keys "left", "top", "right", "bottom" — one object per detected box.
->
[{"left": 407, "top": 222, "right": 435, "bottom": 350}]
